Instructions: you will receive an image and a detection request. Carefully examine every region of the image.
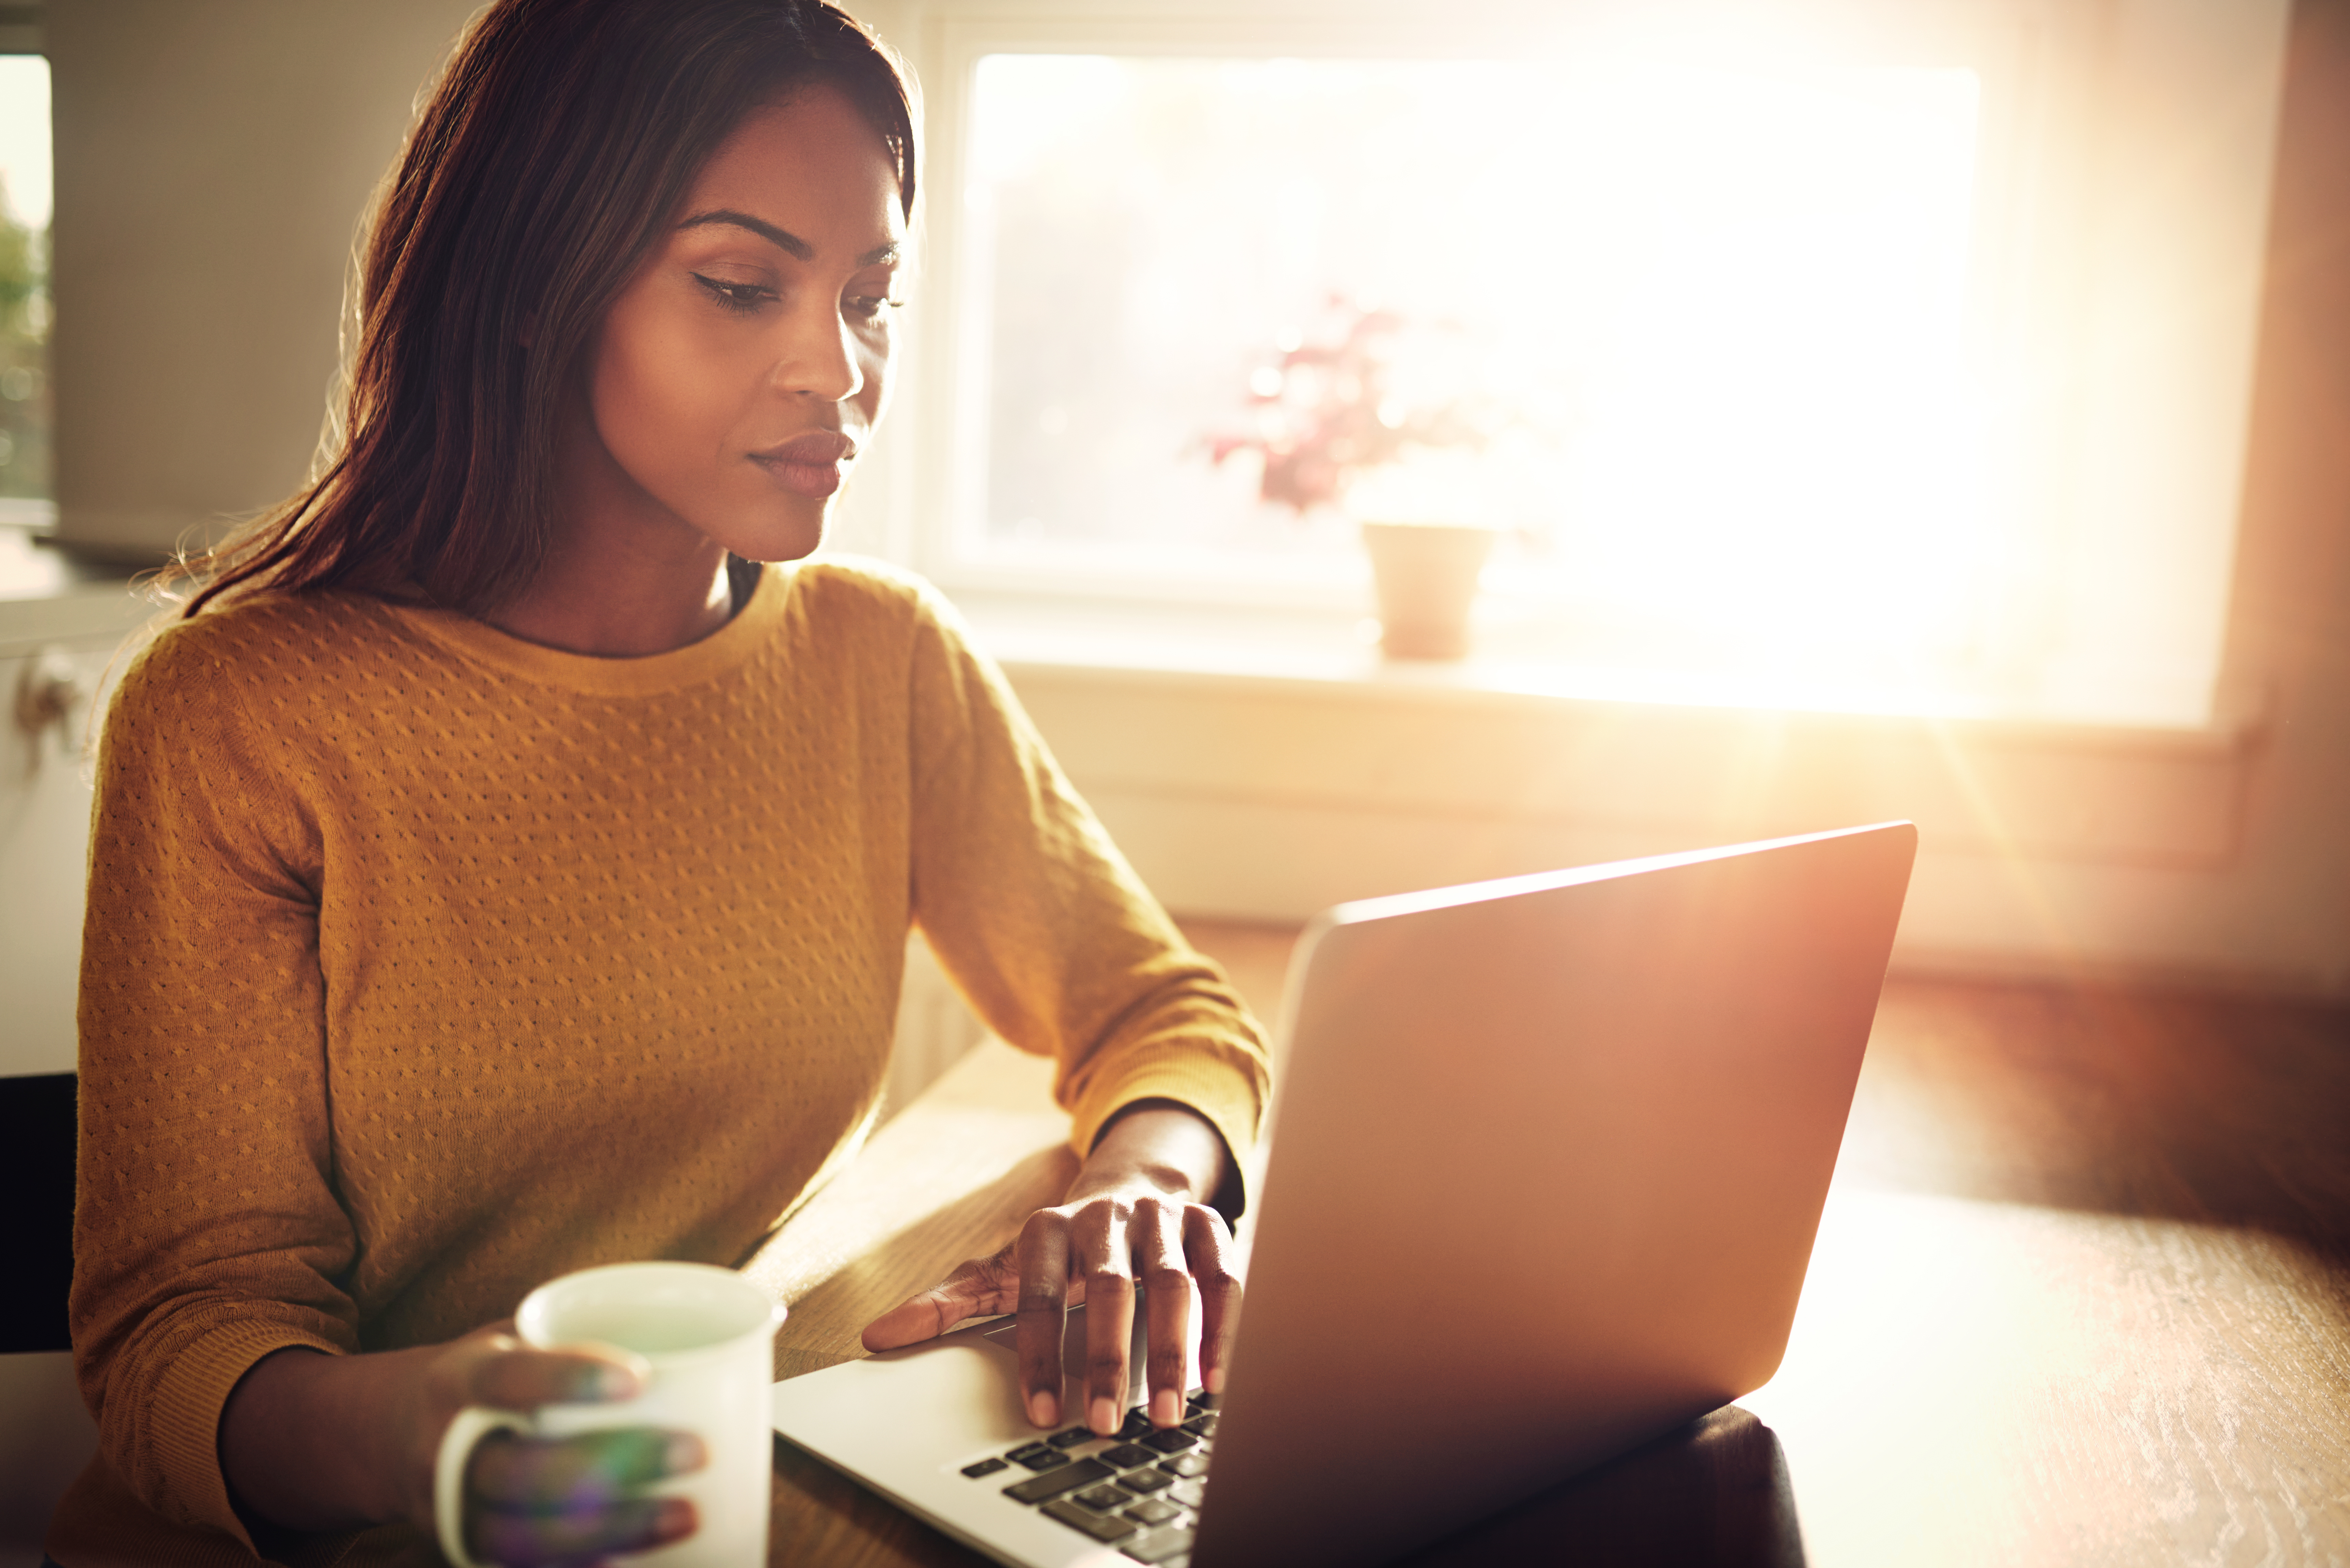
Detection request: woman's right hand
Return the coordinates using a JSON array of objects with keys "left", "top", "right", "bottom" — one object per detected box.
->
[
  {"left": 220, "top": 1326, "right": 705, "bottom": 1564},
  {"left": 415, "top": 1325, "right": 704, "bottom": 1565}
]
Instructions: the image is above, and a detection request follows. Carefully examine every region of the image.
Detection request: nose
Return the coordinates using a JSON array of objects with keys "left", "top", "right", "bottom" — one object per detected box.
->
[{"left": 776, "top": 296, "right": 862, "bottom": 403}]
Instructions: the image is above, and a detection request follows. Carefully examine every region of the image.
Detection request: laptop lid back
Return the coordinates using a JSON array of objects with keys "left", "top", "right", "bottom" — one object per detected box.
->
[{"left": 1191, "top": 822, "right": 1916, "bottom": 1567}]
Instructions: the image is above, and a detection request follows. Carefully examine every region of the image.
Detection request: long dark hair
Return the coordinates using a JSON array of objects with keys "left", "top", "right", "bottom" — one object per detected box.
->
[{"left": 164, "top": 0, "right": 916, "bottom": 619}]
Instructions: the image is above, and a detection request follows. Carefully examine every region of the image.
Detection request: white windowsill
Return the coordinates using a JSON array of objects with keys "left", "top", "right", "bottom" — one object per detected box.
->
[{"left": 951, "top": 590, "right": 2261, "bottom": 762}]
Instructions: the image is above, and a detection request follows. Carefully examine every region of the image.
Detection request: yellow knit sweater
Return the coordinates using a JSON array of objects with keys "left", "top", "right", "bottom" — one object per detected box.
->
[{"left": 53, "top": 558, "right": 1270, "bottom": 1568}]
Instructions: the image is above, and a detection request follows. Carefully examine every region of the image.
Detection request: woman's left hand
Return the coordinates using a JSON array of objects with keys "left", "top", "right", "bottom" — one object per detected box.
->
[{"left": 860, "top": 1102, "right": 1240, "bottom": 1435}]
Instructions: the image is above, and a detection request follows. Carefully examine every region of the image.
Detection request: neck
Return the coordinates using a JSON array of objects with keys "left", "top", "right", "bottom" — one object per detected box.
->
[
  {"left": 488, "top": 526, "right": 738, "bottom": 659},
  {"left": 486, "top": 413, "right": 742, "bottom": 659}
]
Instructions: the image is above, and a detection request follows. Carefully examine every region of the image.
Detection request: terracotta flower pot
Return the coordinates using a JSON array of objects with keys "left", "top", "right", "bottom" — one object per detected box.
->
[{"left": 1359, "top": 521, "right": 1501, "bottom": 660}]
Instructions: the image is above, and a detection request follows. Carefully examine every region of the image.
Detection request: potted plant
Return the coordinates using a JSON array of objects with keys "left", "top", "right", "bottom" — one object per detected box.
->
[{"left": 1205, "top": 296, "right": 1508, "bottom": 659}]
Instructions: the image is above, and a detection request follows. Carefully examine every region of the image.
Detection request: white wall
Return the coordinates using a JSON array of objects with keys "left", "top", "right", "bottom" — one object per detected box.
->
[
  {"left": 992, "top": 654, "right": 2341, "bottom": 995},
  {"left": 47, "top": 0, "right": 481, "bottom": 557},
  {"left": 0, "top": 583, "right": 147, "bottom": 1078}
]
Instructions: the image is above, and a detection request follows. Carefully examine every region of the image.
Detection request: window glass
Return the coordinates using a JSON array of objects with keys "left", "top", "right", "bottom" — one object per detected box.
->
[
  {"left": 0, "top": 53, "right": 51, "bottom": 526},
  {"left": 960, "top": 54, "right": 1999, "bottom": 703}
]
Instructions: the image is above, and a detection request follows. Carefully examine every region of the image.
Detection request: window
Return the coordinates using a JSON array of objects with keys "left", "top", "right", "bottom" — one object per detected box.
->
[
  {"left": 961, "top": 54, "right": 1982, "bottom": 672},
  {"left": 893, "top": 1, "right": 2292, "bottom": 729},
  {"left": 0, "top": 50, "right": 50, "bottom": 531}
]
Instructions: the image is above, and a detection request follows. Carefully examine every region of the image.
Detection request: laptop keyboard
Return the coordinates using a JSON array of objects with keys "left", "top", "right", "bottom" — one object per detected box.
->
[{"left": 956, "top": 1392, "right": 1220, "bottom": 1565}]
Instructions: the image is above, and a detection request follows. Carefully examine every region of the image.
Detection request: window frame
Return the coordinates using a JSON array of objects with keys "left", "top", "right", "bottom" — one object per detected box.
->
[{"left": 862, "top": 0, "right": 2287, "bottom": 728}]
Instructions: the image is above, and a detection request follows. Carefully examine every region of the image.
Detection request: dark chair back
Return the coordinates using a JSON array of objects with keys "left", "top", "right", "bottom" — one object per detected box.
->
[{"left": 0, "top": 1071, "right": 75, "bottom": 1355}]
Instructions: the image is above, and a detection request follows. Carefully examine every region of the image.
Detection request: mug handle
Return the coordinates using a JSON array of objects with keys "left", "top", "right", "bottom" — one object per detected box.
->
[{"left": 434, "top": 1404, "right": 530, "bottom": 1568}]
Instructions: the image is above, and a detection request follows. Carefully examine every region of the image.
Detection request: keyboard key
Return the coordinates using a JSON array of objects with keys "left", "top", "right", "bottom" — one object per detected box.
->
[
  {"left": 1049, "top": 1427, "right": 1094, "bottom": 1448},
  {"left": 1140, "top": 1429, "right": 1197, "bottom": 1454},
  {"left": 1006, "top": 1442, "right": 1052, "bottom": 1462},
  {"left": 1187, "top": 1392, "right": 1219, "bottom": 1414},
  {"left": 1167, "top": 1479, "right": 1207, "bottom": 1508},
  {"left": 1015, "top": 1449, "right": 1071, "bottom": 1472},
  {"left": 1122, "top": 1525, "right": 1197, "bottom": 1563},
  {"left": 1075, "top": 1485, "right": 1130, "bottom": 1510},
  {"left": 1182, "top": 1413, "right": 1218, "bottom": 1438},
  {"left": 1044, "top": 1499, "right": 1141, "bottom": 1542},
  {"left": 1004, "top": 1458, "right": 1114, "bottom": 1504},
  {"left": 1117, "top": 1409, "right": 1155, "bottom": 1439},
  {"left": 1117, "top": 1468, "right": 1174, "bottom": 1494},
  {"left": 1159, "top": 1452, "right": 1209, "bottom": 1478},
  {"left": 1125, "top": 1498, "right": 1182, "bottom": 1526},
  {"left": 960, "top": 1457, "right": 1009, "bottom": 1478},
  {"left": 1100, "top": 1444, "right": 1160, "bottom": 1470}
]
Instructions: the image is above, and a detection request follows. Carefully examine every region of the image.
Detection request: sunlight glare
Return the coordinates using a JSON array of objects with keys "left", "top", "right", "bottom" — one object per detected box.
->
[
  {"left": 967, "top": 52, "right": 1987, "bottom": 702},
  {"left": 0, "top": 56, "right": 52, "bottom": 229}
]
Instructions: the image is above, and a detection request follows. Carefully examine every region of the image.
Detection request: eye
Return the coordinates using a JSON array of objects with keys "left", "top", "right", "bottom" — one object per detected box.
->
[
  {"left": 692, "top": 274, "right": 774, "bottom": 315},
  {"left": 844, "top": 293, "right": 906, "bottom": 324}
]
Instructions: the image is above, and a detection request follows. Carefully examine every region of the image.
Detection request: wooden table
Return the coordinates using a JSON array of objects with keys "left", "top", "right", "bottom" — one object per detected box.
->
[{"left": 747, "top": 924, "right": 2350, "bottom": 1567}]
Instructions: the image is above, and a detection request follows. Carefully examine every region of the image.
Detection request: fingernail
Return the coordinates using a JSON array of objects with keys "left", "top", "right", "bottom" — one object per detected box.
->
[
  {"left": 1151, "top": 1389, "right": 1179, "bottom": 1427},
  {"left": 665, "top": 1432, "right": 707, "bottom": 1475},
  {"left": 1204, "top": 1368, "right": 1226, "bottom": 1395},
  {"left": 654, "top": 1497, "right": 698, "bottom": 1542},
  {"left": 570, "top": 1363, "right": 626, "bottom": 1400},
  {"left": 1028, "top": 1390, "right": 1058, "bottom": 1426},
  {"left": 1090, "top": 1396, "right": 1117, "bottom": 1434}
]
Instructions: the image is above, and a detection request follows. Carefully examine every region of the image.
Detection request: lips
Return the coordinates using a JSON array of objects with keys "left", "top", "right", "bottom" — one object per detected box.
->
[{"left": 750, "top": 430, "right": 859, "bottom": 498}]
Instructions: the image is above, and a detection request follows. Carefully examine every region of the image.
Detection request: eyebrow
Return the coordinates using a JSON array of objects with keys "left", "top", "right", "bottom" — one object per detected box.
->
[{"left": 678, "top": 209, "right": 899, "bottom": 268}]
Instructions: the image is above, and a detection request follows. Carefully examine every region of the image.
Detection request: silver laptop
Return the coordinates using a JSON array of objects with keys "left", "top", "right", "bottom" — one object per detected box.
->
[{"left": 771, "top": 822, "right": 1917, "bottom": 1568}]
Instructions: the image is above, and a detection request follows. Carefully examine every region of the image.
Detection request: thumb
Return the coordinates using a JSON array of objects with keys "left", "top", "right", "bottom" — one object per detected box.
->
[{"left": 861, "top": 1255, "right": 1015, "bottom": 1352}]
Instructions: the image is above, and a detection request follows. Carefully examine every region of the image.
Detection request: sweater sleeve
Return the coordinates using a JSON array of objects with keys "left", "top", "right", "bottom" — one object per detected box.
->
[
  {"left": 900, "top": 585, "right": 1273, "bottom": 1214},
  {"left": 72, "top": 625, "right": 359, "bottom": 1551}
]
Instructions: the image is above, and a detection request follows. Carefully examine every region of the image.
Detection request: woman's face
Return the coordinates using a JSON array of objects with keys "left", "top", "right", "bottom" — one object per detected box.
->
[{"left": 579, "top": 85, "right": 905, "bottom": 563}]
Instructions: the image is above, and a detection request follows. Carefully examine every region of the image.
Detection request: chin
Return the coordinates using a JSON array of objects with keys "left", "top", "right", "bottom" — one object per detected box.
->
[{"left": 719, "top": 503, "right": 831, "bottom": 565}]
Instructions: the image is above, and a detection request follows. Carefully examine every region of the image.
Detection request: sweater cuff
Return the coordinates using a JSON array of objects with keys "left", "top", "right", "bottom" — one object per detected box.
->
[
  {"left": 1069, "top": 1050, "right": 1266, "bottom": 1222},
  {"left": 149, "top": 1316, "right": 347, "bottom": 1551}
]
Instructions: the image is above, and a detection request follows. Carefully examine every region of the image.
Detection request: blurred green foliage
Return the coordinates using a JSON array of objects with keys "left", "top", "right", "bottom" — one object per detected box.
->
[{"left": 0, "top": 184, "right": 50, "bottom": 502}]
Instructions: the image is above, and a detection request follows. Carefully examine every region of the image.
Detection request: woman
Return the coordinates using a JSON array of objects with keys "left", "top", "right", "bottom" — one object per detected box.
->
[{"left": 53, "top": 3, "right": 1270, "bottom": 1564}]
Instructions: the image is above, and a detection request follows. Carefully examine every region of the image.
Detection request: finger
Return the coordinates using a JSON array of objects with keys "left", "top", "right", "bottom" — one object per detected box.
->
[
  {"left": 469, "top": 1492, "right": 694, "bottom": 1567},
  {"left": 469, "top": 1343, "right": 649, "bottom": 1411},
  {"left": 468, "top": 1427, "right": 706, "bottom": 1509},
  {"left": 1135, "top": 1199, "right": 1192, "bottom": 1427},
  {"left": 1184, "top": 1204, "right": 1242, "bottom": 1396},
  {"left": 861, "top": 1252, "right": 1019, "bottom": 1351},
  {"left": 1077, "top": 1201, "right": 1136, "bottom": 1435},
  {"left": 1015, "top": 1209, "right": 1071, "bottom": 1428}
]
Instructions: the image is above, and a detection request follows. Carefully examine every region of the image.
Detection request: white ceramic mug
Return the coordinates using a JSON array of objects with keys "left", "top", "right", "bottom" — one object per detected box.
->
[{"left": 434, "top": 1261, "right": 784, "bottom": 1568}]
